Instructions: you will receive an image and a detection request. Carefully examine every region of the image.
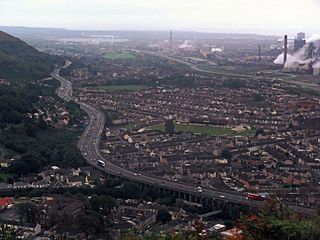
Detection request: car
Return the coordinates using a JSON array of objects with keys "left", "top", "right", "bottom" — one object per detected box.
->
[
  {"left": 197, "top": 186, "right": 203, "bottom": 193},
  {"left": 219, "top": 195, "right": 225, "bottom": 198}
]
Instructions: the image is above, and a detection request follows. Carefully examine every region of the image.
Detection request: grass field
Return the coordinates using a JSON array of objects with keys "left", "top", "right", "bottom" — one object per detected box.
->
[
  {"left": 94, "top": 85, "right": 149, "bottom": 92},
  {"left": 0, "top": 173, "right": 13, "bottom": 181},
  {"left": 148, "top": 123, "right": 256, "bottom": 136},
  {"left": 103, "top": 52, "right": 136, "bottom": 60}
]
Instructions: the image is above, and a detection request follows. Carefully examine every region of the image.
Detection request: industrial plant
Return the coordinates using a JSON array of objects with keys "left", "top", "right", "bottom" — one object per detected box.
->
[{"left": 275, "top": 32, "right": 320, "bottom": 75}]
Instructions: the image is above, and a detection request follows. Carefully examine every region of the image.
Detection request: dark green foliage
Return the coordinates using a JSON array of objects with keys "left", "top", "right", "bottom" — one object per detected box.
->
[
  {"left": 122, "top": 182, "right": 142, "bottom": 198},
  {"left": 156, "top": 208, "right": 172, "bottom": 223},
  {"left": 89, "top": 194, "right": 117, "bottom": 215},
  {"left": 0, "top": 224, "right": 16, "bottom": 240},
  {"left": 240, "top": 200, "right": 320, "bottom": 240},
  {"left": 254, "top": 93, "right": 264, "bottom": 102},
  {"left": 0, "top": 63, "right": 85, "bottom": 176},
  {"left": 221, "top": 148, "right": 232, "bottom": 160},
  {"left": 16, "top": 202, "right": 38, "bottom": 223},
  {"left": 223, "top": 79, "right": 244, "bottom": 89},
  {"left": 77, "top": 214, "right": 103, "bottom": 236},
  {"left": 255, "top": 128, "right": 264, "bottom": 136},
  {"left": 0, "top": 31, "right": 62, "bottom": 80},
  {"left": 10, "top": 153, "right": 44, "bottom": 175},
  {"left": 165, "top": 119, "right": 175, "bottom": 135}
]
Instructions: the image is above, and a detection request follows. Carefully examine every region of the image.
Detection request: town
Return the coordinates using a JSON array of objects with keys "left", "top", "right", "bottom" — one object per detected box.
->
[{"left": 0, "top": 17, "right": 320, "bottom": 239}]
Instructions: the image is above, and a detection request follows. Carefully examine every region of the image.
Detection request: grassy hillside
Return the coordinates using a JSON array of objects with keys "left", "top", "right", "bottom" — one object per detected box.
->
[{"left": 0, "top": 31, "right": 60, "bottom": 80}]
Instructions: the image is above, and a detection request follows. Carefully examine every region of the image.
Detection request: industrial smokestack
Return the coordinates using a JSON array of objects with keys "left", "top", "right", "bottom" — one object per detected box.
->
[
  {"left": 283, "top": 35, "right": 288, "bottom": 66},
  {"left": 258, "top": 45, "right": 261, "bottom": 64},
  {"left": 170, "top": 30, "right": 173, "bottom": 53}
]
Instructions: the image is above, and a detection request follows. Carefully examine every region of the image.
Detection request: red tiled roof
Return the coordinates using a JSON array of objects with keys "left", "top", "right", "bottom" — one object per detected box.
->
[{"left": 0, "top": 197, "right": 12, "bottom": 206}]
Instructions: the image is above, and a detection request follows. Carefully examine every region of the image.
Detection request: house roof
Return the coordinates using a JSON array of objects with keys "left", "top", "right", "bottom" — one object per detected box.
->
[{"left": 0, "top": 197, "right": 12, "bottom": 206}]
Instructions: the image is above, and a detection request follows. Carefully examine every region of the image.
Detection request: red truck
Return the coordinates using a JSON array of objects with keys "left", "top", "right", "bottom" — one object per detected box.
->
[{"left": 245, "top": 193, "right": 266, "bottom": 201}]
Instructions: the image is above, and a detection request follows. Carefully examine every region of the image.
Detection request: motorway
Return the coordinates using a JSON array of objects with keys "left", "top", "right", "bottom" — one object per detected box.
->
[{"left": 51, "top": 61, "right": 316, "bottom": 215}]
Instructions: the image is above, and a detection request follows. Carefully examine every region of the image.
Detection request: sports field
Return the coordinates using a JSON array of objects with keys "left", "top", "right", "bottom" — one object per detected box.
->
[
  {"left": 148, "top": 123, "right": 255, "bottom": 136},
  {"left": 103, "top": 52, "right": 136, "bottom": 60}
]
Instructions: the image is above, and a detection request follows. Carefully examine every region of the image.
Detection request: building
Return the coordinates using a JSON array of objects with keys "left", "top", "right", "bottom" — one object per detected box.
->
[
  {"left": 0, "top": 220, "right": 41, "bottom": 238},
  {"left": 0, "top": 197, "right": 12, "bottom": 210},
  {"left": 294, "top": 32, "right": 306, "bottom": 52}
]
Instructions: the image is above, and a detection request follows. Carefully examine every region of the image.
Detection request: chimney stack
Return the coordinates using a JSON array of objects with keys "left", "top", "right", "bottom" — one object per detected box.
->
[
  {"left": 283, "top": 35, "right": 288, "bottom": 66},
  {"left": 170, "top": 30, "right": 173, "bottom": 53},
  {"left": 258, "top": 45, "right": 261, "bottom": 64}
]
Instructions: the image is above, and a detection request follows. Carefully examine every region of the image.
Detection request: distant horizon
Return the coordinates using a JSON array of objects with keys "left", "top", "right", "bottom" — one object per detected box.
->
[
  {"left": 1, "top": 0, "right": 319, "bottom": 38},
  {"left": 1, "top": 24, "right": 314, "bottom": 38}
]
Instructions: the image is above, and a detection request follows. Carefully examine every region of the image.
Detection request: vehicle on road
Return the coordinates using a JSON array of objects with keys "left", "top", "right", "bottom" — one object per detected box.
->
[
  {"left": 197, "top": 186, "right": 203, "bottom": 193},
  {"left": 97, "top": 160, "right": 106, "bottom": 167},
  {"left": 245, "top": 193, "right": 266, "bottom": 201}
]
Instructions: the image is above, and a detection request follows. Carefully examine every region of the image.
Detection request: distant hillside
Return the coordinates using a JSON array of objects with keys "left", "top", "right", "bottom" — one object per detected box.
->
[{"left": 0, "top": 30, "right": 60, "bottom": 80}]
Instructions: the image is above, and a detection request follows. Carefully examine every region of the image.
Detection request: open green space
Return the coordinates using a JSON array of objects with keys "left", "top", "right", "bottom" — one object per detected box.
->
[
  {"left": 103, "top": 52, "right": 136, "bottom": 60},
  {"left": 0, "top": 173, "right": 13, "bottom": 181},
  {"left": 94, "top": 84, "right": 149, "bottom": 92},
  {"left": 148, "top": 123, "right": 256, "bottom": 136}
]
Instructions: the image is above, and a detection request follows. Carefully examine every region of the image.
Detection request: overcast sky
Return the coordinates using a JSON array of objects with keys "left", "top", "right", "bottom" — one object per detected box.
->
[{"left": 0, "top": 0, "right": 320, "bottom": 35}]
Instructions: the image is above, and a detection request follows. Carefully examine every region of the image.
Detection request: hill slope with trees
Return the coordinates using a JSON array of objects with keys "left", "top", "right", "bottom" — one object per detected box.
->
[{"left": 0, "top": 30, "right": 60, "bottom": 80}]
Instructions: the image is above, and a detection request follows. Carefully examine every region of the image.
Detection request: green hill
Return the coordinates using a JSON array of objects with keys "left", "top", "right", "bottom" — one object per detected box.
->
[{"left": 0, "top": 31, "right": 59, "bottom": 80}]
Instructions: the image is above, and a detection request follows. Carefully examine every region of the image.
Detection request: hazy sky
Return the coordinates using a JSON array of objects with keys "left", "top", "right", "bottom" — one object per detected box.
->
[{"left": 1, "top": 0, "right": 320, "bottom": 35}]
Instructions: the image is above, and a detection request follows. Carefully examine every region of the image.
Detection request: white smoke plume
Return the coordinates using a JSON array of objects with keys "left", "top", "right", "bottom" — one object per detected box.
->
[
  {"left": 273, "top": 52, "right": 306, "bottom": 66},
  {"left": 211, "top": 47, "right": 223, "bottom": 52},
  {"left": 313, "top": 61, "right": 320, "bottom": 69},
  {"left": 179, "top": 40, "right": 193, "bottom": 49},
  {"left": 274, "top": 34, "right": 320, "bottom": 72},
  {"left": 307, "top": 34, "right": 320, "bottom": 43}
]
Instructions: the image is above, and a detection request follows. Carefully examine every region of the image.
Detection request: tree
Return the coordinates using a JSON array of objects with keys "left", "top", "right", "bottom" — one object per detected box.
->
[
  {"left": 238, "top": 199, "right": 320, "bottom": 240},
  {"left": 16, "top": 203, "right": 38, "bottom": 223},
  {"left": 156, "top": 208, "right": 172, "bottom": 223},
  {"left": 122, "top": 182, "right": 141, "bottom": 199},
  {"left": 221, "top": 149, "right": 232, "bottom": 160},
  {"left": 78, "top": 214, "right": 103, "bottom": 236},
  {"left": 26, "top": 124, "right": 36, "bottom": 138},
  {"left": 254, "top": 94, "right": 264, "bottom": 102},
  {"left": 165, "top": 119, "right": 175, "bottom": 135},
  {"left": 255, "top": 128, "right": 264, "bottom": 137},
  {"left": 89, "top": 194, "right": 117, "bottom": 215}
]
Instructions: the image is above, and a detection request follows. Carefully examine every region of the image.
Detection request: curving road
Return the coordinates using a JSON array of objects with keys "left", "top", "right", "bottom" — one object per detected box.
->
[{"left": 51, "top": 61, "right": 316, "bottom": 215}]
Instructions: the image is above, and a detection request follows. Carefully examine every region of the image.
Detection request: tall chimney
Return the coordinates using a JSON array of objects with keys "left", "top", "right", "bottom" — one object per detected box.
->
[
  {"left": 258, "top": 45, "right": 261, "bottom": 64},
  {"left": 283, "top": 35, "right": 288, "bottom": 66},
  {"left": 170, "top": 30, "right": 173, "bottom": 53}
]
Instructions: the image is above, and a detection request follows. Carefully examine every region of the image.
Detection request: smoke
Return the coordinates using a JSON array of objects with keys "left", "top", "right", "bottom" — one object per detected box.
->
[
  {"left": 284, "top": 47, "right": 309, "bottom": 68},
  {"left": 211, "top": 47, "right": 223, "bottom": 52},
  {"left": 313, "top": 61, "right": 320, "bottom": 69},
  {"left": 179, "top": 40, "right": 193, "bottom": 49},
  {"left": 274, "top": 53, "right": 285, "bottom": 65},
  {"left": 307, "top": 34, "right": 320, "bottom": 43},
  {"left": 274, "top": 35, "right": 320, "bottom": 72},
  {"left": 273, "top": 51, "right": 306, "bottom": 67}
]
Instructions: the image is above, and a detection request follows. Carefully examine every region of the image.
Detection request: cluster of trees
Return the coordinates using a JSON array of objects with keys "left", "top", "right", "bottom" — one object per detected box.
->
[
  {"left": 222, "top": 79, "right": 245, "bottom": 89},
  {"left": 0, "top": 84, "right": 39, "bottom": 127},
  {"left": 237, "top": 200, "right": 320, "bottom": 240},
  {"left": 120, "top": 232, "right": 207, "bottom": 240},
  {"left": 0, "top": 31, "right": 62, "bottom": 81},
  {"left": 165, "top": 119, "right": 175, "bottom": 135},
  {"left": 0, "top": 77, "right": 86, "bottom": 178}
]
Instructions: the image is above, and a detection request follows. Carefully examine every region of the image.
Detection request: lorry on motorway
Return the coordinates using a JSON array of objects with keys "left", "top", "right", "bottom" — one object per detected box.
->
[
  {"left": 97, "top": 160, "right": 106, "bottom": 167},
  {"left": 245, "top": 193, "right": 267, "bottom": 201}
]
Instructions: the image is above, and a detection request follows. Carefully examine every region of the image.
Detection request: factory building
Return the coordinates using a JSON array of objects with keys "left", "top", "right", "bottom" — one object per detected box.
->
[{"left": 294, "top": 32, "right": 306, "bottom": 52}]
